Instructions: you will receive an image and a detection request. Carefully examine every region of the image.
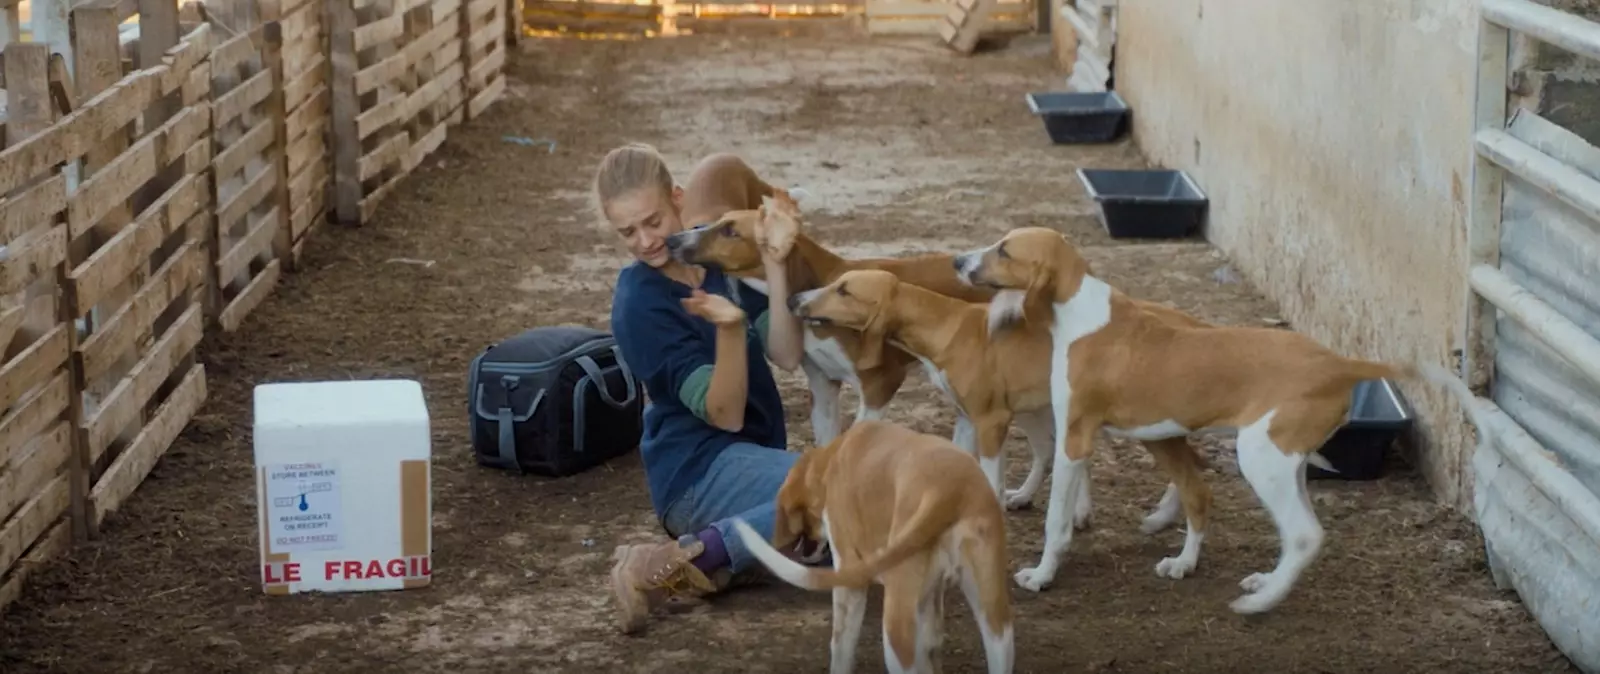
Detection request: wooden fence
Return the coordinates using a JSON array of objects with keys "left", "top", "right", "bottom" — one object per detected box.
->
[{"left": 0, "top": 0, "right": 507, "bottom": 612}]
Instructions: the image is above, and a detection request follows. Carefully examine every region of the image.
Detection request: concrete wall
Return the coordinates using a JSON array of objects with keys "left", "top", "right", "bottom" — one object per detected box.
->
[{"left": 1113, "top": 0, "right": 1481, "bottom": 506}]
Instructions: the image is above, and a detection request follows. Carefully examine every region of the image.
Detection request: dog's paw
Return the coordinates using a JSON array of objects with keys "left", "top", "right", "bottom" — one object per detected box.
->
[
  {"left": 1139, "top": 512, "right": 1177, "bottom": 535},
  {"left": 1154, "top": 555, "right": 1196, "bottom": 580},
  {"left": 1238, "top": 572, "right": 1271, "bottom": 593},
  {"left": 1072, "top": 510, "right": 1093, "bottom": 531},
  {"left": 1229, "top": 591, "right": 1279, "bottom": 615},
  {"left": 1013, "top": 567, "right": 1054, "bottom": 592},
  {"left": 1003, "top": 489, "right": 1033, "bottom": 511}
]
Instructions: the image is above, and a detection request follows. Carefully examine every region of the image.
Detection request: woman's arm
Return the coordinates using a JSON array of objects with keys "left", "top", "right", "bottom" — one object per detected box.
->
[
  {"left": 682, "top": 289, "right": 751, "bottom": 432},
  {"left": 758, "top": 247, "right": 805, "bottom": 374}
]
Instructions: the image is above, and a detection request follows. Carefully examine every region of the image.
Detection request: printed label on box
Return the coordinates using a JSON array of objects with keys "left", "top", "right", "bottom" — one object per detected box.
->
[{"left": 266, "top": 461, "right": 345, "bottom": 552}]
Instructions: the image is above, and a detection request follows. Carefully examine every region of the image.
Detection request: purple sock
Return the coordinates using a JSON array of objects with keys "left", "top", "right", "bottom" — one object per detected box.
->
[{"left": 691, "top": 528, "right": 730, "bottom": 574}]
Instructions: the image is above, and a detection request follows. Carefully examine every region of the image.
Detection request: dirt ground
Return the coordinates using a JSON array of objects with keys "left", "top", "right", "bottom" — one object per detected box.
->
[{"left": 0, "top": 31, "right": 1579, "bottom": 674}]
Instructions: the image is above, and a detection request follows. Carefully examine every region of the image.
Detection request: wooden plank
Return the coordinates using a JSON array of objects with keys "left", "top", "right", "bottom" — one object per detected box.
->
[
  {"left": 68, "top": 173, "right": 207, "bottom": 316},
  {"left": 212, "top": 69, "right": 274, "bottom": 130},
  {"left": 358, "top": 170, "right": 407, "bottom": 223},
  {"left": 82, "top": 305, "right": 203, "bottom": 463},
  {"left": 88, "top": 363, "right": 205, "bottom": 529},
  {"left": 0, "top": 175, "right": 66, "bottom": 247},
  {"left": 406, "top": 122, "right": 450, "bottom": 172},
  {"left": 0, "top": 519, "right": 69, "bottom": 611},
  {"left": 469, "top": 15, "right": 505, "bottom": 55},
  {"left": 77, "top": 243, "right": 204, "bottom": 383},
  {"left": 524, "top": 0, "right": 659, "bottom": 18},
  {"left": 280, "top": 1, "right": 321, "bottom": 44},
  {"left": 217, "top": 210, "right": 279, "bottom": 282},
  {"left": 209, "top": 27, "right": 265, "bottom": 73},
  {"left": 468, "top": 73, "right": 506, "bottom": 119},
  {"left": 469, "top": 41, "right": 506, "bottom": 89},
  {"left": 287, "top": 116, "right": 329, "bottom": 178},
  {"left": 0, "top": 306, "right": 24, "bottom": 356},
  {"left": 0, "top": 373, "right": 70, "bottom": 468},
  {"left": 0, "top": 224, "right": 68, "bottom": 296},
  {"left": 0, "top": 422, "right": 71, "bottom": 522},
  {"left": 0, "top": 474, "right": 70, "bottom": 577},
  {"left": 213, "top": 120, "right": 277, "bottom": 181},
  {"left": 282, "top": 27, "right": 324, "bottom": 80},
  {"left": 329, "top": 0, "right": 363, "bottom": 224},
  {"left": 289, "top": 183, "right": 327, "bottom": 240},
  {"left": 217, "top": 259, "right": 280, "bottom": 332},
  {"left": 216, "top": 168, "right": 278, "bottom": 233},
  {"left": 0, "top": 326, "right": 69, "bottom": 413},
  {"left": 354, "top": 14, "right": 405, "bottom": 52},
  {"left": 65, "top": 104, "right": 205, "bottom": 239},
  {"left": 282, "top": 0, "right": 320, "bottom": 16},
  {"left": 288, "top": 147, "right": 329, "bottom": 204},
  {"left": 358, "top": 133, "right": 410, "bottom": 183},
  {"left": 0, "top": 71, "right": 154, "bottom": 175},
  {"left": 284, "top": 52, "right": 328, "bottom": 113},
  {"left": 406, "top": 60, "right": 465, "bottom": 121},
  {"left": 355, "top": 94, "right": 407, "bottom": 142},
  {"left": 466, "top": 0, "right": 499, "bottom": 20},
  {"left": 286, "top": 88, "right": 329, "bottom": 143}
]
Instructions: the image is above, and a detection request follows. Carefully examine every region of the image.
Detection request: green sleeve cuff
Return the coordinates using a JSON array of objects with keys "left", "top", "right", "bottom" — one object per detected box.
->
[
  {"left": 754, "top": 310, "right": 772, "bottom": 346},
  {"left": 678, "top": 363, "right": 714, "bottom": 421}
]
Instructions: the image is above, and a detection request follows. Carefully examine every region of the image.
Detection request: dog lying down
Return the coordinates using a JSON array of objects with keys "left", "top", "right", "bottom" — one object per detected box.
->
[{"left": 732, "top": 420, "right": 1014, "bottom": 674}]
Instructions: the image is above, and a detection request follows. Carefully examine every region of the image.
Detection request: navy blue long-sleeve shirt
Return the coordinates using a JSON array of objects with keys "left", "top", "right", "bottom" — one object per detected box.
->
[{"left": 610, "top": 261, "right": 788, "bottom": 516}]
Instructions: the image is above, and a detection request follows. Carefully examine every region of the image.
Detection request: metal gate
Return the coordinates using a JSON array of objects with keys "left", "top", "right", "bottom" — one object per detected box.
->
[{"left": 1463, "top": 0, "right": 1600, "bottom": 670}]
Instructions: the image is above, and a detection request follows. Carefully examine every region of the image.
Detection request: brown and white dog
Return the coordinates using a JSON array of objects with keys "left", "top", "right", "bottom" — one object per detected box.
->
[
  {"left": 666, "top": 191, "right": 997, "bottom": 446},
  {"left": 668, "top": 196, "right": 1112, "bottom": 526},
  {"left": 952, "top": 226, "right": 1479, "bottom": 614},
  {"left": 731, "top": 419, "right": 1015, "bottom": 674},
  {"left": 787, "top": 268, "right": 1207, "bottom": 554}
]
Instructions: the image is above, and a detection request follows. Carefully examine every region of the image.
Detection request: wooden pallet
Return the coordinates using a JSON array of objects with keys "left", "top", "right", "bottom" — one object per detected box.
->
[
  {"left": 278, "top": 0, "right": 332, "bottom": 266},
  {"left": 1062, "top": 0, "right": 1113, "bottom": 91},
  {"left": 330, "top": 0, "right": 472, "bottom": 225},
  {"left": 865, "top": 0, "right": 1028, "bottom": 36},
  {"left": 938, "top": 0, "right": 1001, "bottom": 52}
]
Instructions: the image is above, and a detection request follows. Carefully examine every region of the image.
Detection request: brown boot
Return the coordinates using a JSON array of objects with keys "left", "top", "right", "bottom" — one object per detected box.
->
[{"left": 610, "top": 534, "right": 727, "bottom": 634}]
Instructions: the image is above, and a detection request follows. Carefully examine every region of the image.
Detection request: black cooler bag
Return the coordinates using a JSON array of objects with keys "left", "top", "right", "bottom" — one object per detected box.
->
[{"left": 468, "top": 325, "right": 645, "bottom": 477}]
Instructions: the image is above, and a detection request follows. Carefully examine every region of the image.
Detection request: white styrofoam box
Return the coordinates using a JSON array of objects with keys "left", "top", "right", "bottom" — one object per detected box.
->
[{"left": 253, "top": 379, "right": 432, "bottom": 595}]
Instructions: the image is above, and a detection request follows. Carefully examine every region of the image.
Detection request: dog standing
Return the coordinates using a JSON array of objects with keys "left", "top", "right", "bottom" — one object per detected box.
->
[
  {"left": 953, "top": 226, "right": 1485, "bottom": 614},
  {"left": 732, "top": 419, "right": 1015, "bottom": 674},
  {"left": 787, "top": 269, "right": 1205, "bottom": 544}
]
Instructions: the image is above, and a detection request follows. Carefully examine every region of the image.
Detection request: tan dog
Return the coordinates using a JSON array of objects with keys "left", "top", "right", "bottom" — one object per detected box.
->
[
  {"left": 731, "top": 419, "right": 1014, "bottom": 674},
  {"left": 786, "top": 268, "right": 1209, "bottom": 554},
  {"left": 672, "top": 199, "right": 1108, "bottom": 529},
  {"left": 952, "top": 226, "right": 1479, "bottom": 614},
  {"left": 667, "top": 191, "right": 998, "bottom": 448}
]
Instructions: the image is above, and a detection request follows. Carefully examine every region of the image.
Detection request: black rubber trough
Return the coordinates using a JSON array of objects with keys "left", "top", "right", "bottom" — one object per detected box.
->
[
  {"left": 1308, "top": 378, "right": 1416, "bottom": 481},
  {"left": 1076, "top": 168, "right": 1209, "bottom": 239},
  {"left": 1025, "top": 91, "right": 1129, "bottom": 144}
]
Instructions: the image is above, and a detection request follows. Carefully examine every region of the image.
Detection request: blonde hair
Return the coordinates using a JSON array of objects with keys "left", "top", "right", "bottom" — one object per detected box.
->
[{"left": 593, "top": 143, "right": 675, "bottom": 220}]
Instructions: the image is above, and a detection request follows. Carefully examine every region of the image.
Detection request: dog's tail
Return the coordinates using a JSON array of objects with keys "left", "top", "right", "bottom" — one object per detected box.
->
[
  {"left": 730, "top": 496, "right": 954, "bottom": 591},
  {"left": 1318, "top": 357, "right": 1491, "bottom": 466}
]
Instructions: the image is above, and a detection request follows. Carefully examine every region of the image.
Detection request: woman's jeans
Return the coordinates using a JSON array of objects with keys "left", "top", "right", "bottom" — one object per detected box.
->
[{"left": 660, "top": 442, "right": 802, "bottom": 575}]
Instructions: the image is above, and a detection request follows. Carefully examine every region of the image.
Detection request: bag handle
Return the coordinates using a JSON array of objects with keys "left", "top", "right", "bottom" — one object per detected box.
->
[
  {"left": 573, "top": 346, "right": 638, "bottom": 410},
  {"left": 482, "top": 375, "right": 545, "bottom": 475}
]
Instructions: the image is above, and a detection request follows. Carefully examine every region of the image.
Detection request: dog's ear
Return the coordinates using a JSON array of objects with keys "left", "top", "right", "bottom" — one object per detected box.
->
[
  {"left": 1024, "top": 259, "right": 1053, "bottom": 303},
  {"left": 771, "top": 476, "right": 808, "bottom": 549},
  {"left": 758, "top": 195, "right": 800, "bottom": 261},
  {"left": 855, "top": 286, "right": 894, "bottom": 370}
]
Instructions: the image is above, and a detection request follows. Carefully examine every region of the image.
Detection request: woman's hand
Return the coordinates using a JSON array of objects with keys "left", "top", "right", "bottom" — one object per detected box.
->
[{"left": 682, "top": 289, "right": 747, "bottom": 326}]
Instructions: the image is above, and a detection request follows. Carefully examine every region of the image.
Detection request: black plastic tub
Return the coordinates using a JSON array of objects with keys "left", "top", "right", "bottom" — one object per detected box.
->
[
  {"left": 1077, "top": 168, "right": 1208, "bottom": 239},
  {"left": 1308, "top": 378, "right": 1416, "bottom": 481},
  {"left": 1026, "top": 91, "right": 1129, "bottom": 144}
]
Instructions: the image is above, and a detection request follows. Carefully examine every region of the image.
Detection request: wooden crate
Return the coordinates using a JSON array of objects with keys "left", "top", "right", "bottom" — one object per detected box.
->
[
  {"left": 865, "top": 0, "right": 1031, "bottom": 35},
  {"left": 0, "top": 43, "right": 78, "bottom": 613},
  {"left": 461, "top": 0, "right": 509, "bottom": 120},
  {"left": 206, "top": 21, "right": 285, "bottom": 332},
  {"left": 278, "top": 0, "right": 332, "bottom": 263},
  {"left": 330, "top": 0, "right": 471, "bottom": 225},
  {"left": 58, "top": 17, "right": 213, "bottom": 537},
  {"left": 1061, "top": 0, "right": 1112, "bottom": 92}
]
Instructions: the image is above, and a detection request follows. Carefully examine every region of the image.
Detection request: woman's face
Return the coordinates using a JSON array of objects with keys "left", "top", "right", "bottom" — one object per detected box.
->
[{"left": 608, "top": 186, "right": 685, "bottom": 268}]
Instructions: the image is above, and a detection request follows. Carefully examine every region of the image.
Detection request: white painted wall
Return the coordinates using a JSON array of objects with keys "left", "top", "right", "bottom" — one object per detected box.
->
[{"left": 1113, "top": 0, "right": 1482, "bottom": 505}]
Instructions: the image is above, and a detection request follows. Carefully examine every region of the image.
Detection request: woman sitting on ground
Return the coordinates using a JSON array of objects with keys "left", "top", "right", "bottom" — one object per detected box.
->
[{"left": 597, "top": 143, "right": 825, "bottom": 635}]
